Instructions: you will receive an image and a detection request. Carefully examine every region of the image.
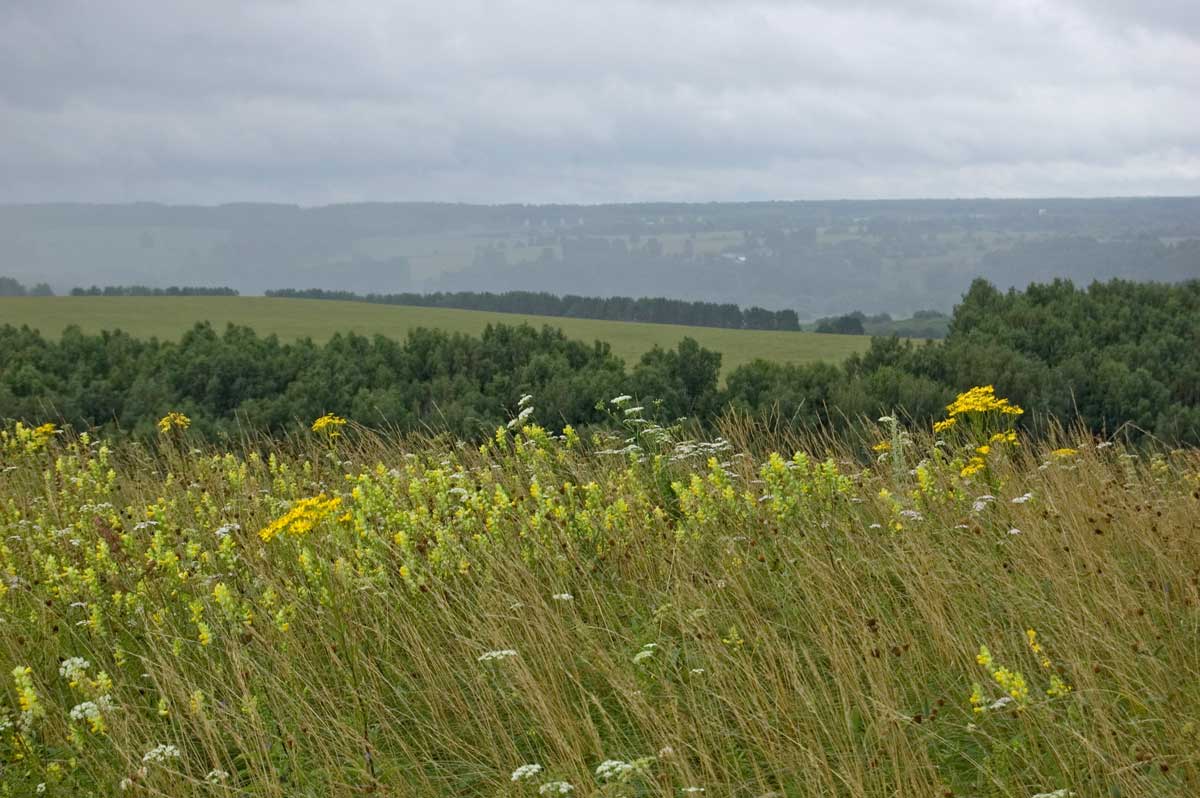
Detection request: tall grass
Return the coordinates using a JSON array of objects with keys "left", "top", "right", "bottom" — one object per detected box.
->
[{"left": 0, "top": 407, "right": 1197, "bottom": 797}]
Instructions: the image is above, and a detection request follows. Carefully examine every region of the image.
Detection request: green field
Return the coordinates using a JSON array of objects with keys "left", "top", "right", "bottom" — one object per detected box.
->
[{"left": 0, "top": 296, "right": 872, "bottom": 375}]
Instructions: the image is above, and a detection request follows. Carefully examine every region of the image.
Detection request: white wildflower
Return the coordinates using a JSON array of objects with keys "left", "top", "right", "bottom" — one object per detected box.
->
[
  {"left": 119, "top": 778, "right": 134, "bottom": 791},
  {"left": 478, "top": 649, "right": 518, "bottom": 663},
  {"left": 539, "top": 781, "right": 575, "bottom": 795},
  {"left": 1011, "top": 492, "right": 1034, "bottom": 504},
  {"left": 633, "top": 643, "right": 657, "bottom": 665},
  {"left": 36, "top": 784, "right": 46, "bottom": 794},
  {"left": 511, "top": 763, "right": 543, "bottom": 781},
  {"left": 518, "top": 393, "right": 534, "bottom": 408},
  {"left": 59, "top": 656, "right": 90, "bottom": 682},
  {"left": 682, "top": 788, "right": 706, "bottom": 794},
  {"left": 69, "top": 701, "right": 102, "bottom": 723},
  {"left": 595, "top": 760, "right": 634, "bottom": 781},
  {"left": 1031, "top": 791, "right": 1073, "bottom": 798},
  {"left": 507, "top": 406, "right": 535, "bottom": 429},
  {"left": 551, "top": 593, "right": 574, "bottom": 601},
  {"left": 689, "top": 668, "right": 705, "bottom": 675},
  {"left": 657, "top": 745, "right": 674, "bottom": 757},
  {"left": 1008, "top": 528, "right": 1022, "bottom": 535},
  {"left": 623, "top": 406, "right": 644, "bottom": 416},
  {"left": 868, "top": 523, "right": 882, "bottom": 530},
  {"left": 142, "top": 743, "right": 181, "bottom": 764},
  {"left": 988, "top": 696, "right": 1014, "bottom": 711},
  {"left": 898, "top": 509, "right": 923, "bottom": 521},
  {"left": 610, "top": 395, "right": 632, "bottom": 405},
  {"left": 204, "top": 769, "right": 230, "bottom": 784}
]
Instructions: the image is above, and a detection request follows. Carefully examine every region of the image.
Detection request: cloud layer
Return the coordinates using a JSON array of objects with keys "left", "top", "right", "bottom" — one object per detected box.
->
[{"left": 2, "top": 0, "right": 1198, "bottom": 203}]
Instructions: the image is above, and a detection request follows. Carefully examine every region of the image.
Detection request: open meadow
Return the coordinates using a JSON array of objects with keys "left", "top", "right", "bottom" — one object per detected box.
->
[
  {"left": 1, "top": 392, "right": 1198, "bottom": 796},
  {"left": 0, "top": 297, "right": 872, "bottom": 378}
]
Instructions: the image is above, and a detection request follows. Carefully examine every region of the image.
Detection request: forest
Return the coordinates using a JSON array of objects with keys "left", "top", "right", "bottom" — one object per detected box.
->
[
  {"left": 1, "top": 278, "right": 1197, "bottom": 443},
  {"left": 265, "top": 288, "right": 801, "bottom": 330}
]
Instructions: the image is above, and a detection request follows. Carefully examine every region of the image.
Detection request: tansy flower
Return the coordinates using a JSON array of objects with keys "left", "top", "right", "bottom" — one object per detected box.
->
[
  {"left": 157, "top": 412, "right": 191, "bottom": 434},
  {"left": 311, "top": 413, "right": 347, "bottom": 438}
]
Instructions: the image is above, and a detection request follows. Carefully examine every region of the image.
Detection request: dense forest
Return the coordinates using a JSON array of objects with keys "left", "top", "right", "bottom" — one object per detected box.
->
[
  {"left": 265, "top": 288, "right": 801, "bottom": 330},
  {"left": 1, "top": 278, "right": 1196, "bottom": 443}
]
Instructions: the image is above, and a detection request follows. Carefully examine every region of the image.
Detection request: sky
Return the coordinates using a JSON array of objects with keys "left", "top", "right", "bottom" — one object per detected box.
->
[{"left": 2, "top": 0, "right": 1199, "bottom": 205}]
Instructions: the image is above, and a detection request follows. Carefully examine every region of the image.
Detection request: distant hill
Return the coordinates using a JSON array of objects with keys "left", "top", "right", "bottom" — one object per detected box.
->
[{"left": 2, "top": 198, "right": 1197, "bottom": 316}]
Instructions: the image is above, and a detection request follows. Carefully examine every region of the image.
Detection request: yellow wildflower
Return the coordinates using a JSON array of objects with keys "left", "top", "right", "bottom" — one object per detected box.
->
[
  {"left": 1051, "top": 447, "right": 1078, "bottom": 458},
  {"left": 872, "top": 440, "right": 891, "bottom": 452},
  {"left": 932, "top": 417, "right": 957, "bottom": 433},
  {"left": 157, "top": 412, "right": 191, "bottom": 434},
  {"left": 311, "top": 413, "right": 347, "bottom": 438},
  {"left": 1047, "top": 674, "right": 1073, "bottom": 698},
  {"left": 259, "top": 494, "right": 343, "bottom": 542},
  {"left": 992, "top": 666, "right": 1028, "bottom": 703},
  {"left": 961, "top": 456, "right": 987, "bottom": 478},
  {"left": 946, "top": 385, "right": 1024, "bottom": 418},
  {"left": 969, "top": 682, "right": 986, "bottom": 713}
]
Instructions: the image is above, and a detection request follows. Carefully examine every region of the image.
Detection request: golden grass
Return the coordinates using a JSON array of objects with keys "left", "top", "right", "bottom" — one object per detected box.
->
[{"left": 0, "top": 412, "right": 1197, "bottom": 796}]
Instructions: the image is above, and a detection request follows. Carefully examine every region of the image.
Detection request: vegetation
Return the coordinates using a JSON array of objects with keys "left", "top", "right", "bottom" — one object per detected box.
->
[
  {"left": 813, "top": 310, "right": 951, "bottom": 339},
  {"left": 1, "top": 393, "right": 1197, "bottom": 796},
  {"left": 264, "top": 288, "right": 801, "bottom": 331},
  {"left": 2, "top": 277, "right": 1197, "bottom": 446},
  {"left": 70, "top": 287, "right": 239, "bottom": 297},
  {"left": 0, "top": 296, "right": 871, "bottom": 380},
  {"left": 726, "top": 278, "right": 1200, "bottom": 444},
  {"left": 0, "top": 277, "right": 53, "bottom": 297}
]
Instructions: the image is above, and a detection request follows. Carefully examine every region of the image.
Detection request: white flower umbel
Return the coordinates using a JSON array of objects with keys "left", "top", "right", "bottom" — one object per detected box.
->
[
  {"left": 142, "top": 743, "right": 182, "bottom": 764},
  {"left": 478, "top": 649, "right": 518, "bottom": 662},
  {"left": 539, "top": 781, "right": 575, "bottom": 794},
  {"left": 551, "top": 593, "right": 574, "bottom": 601},
  {"left": 1011, "top": 492, "right": 1034, "bottom": 504},
  {"left": 595, "top": 760, "right": 634, "bottom": 781},
  {"left": 511, "top": 763, "right": 543, "bottom": 781},
  {"left": 204, "top": 769, "right": 230, "bottom": 784},
  {"left": 1031, "top": 791, "right": 1073, "bottom": 798},
  {"left": 59, "top": 656, "right": 90, "bottom": 683}
]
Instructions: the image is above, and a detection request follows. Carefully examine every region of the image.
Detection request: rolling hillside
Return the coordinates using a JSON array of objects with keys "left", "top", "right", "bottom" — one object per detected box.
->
[{"left": 0, "top": 296, "right": 873, "bottom": 375}]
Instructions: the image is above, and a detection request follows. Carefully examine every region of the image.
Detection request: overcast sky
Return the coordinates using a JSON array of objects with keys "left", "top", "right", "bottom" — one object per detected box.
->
[{"left": 2, "top": 0, "right": 1198, "bottom": 204}]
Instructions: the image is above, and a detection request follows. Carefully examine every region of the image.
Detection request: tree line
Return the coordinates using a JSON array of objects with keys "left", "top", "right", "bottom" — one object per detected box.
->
[
  {"left": 69, "top": 285, "right": 240, "bottom": 296},
  {"left": 264, "top": 288, "right": 802, "bottom": 331},
  {"left": 1, "top": 278, "right": 1197, "bottom": 444},
  {"left": 0, "top": 276, "right": 54, "bottom": 296}
]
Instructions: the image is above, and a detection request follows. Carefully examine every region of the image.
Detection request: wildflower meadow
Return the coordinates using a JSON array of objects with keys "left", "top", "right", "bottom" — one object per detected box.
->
[{"left": 1, "top": 390, "right": 1198, "bottom": 796}]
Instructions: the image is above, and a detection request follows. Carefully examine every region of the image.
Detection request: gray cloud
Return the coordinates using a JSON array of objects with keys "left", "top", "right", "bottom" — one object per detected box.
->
[{"left": 1, "top": 0, "right": 1197, "bottom": 203}]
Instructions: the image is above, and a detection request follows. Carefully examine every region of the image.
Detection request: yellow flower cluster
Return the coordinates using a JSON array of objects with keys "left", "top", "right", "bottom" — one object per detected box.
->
[
  {"left": 961, "top": 456, "right": 987, "bottom": 478},
  {"left": 259, "top": 494, "right": 343, "bottom": 542},
  {"left": 311, "top": 413, "right": 347, "bottom": 438},
  {"left": 946, "top": 385, "right": 1024, "bottom": 418},
  {"left": 1, "top": 421, "right": 59, "bottom": 454},
  {"left": 156, "top": 411, "right": 191, "bottom": 434}
]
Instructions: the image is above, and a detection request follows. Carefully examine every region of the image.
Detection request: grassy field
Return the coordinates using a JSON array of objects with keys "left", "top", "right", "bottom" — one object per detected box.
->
[
  {"left": 1, "top": 398, "right": 1196, "bottom": 796},
  {"left": 0, "top": 296, "right": 873, "bottom": 375}
]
